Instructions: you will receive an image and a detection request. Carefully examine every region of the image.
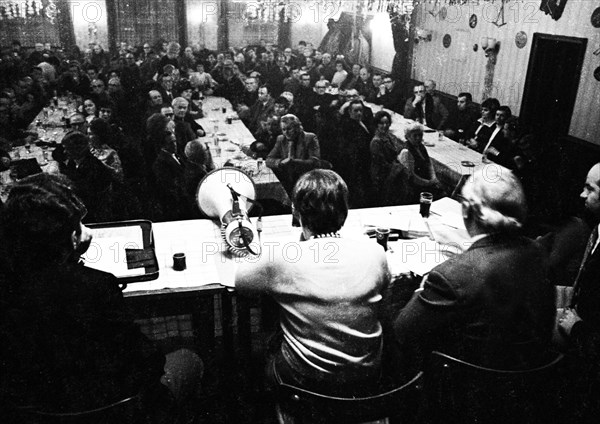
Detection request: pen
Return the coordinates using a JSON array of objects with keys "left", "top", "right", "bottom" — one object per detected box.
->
[{"left": 424, "top": 219, "right": 436, "bottom": 242}]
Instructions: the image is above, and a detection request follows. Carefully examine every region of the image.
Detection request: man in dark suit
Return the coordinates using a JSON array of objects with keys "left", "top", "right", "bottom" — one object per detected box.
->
[
  {"left": 266, "top": 113, "right": 321, "bottom": 196},
  {"left": 394, "top": 167, "right": 556, "bottom": 370},
  {"left": 557, "top": 162, "right": 600, "bottom": 422}
]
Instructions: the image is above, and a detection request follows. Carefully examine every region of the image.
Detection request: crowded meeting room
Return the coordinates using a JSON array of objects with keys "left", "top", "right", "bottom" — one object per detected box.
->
[{"left": 2, "top": 0, "right": 600, "bottom": 423}]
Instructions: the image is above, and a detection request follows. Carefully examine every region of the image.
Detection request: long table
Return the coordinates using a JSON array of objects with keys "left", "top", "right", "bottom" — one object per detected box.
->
[
  {"left": 196, "top": 97, "right": 290, "bottom": 206},
  {"left": 364, "top": 102, "right": 507, "bottom": 188},
  {"left": 105, "top": 198, "right": 468, "bottom": 358}
]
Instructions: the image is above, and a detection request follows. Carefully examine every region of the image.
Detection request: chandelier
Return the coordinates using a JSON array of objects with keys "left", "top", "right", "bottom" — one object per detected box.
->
[{"left": 0, "top": 0, "right": 57, "bottom": 23}]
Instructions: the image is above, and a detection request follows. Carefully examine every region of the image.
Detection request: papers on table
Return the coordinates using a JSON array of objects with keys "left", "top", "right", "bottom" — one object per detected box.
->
[
  {"left": 430, "top": 197, "right": 464, "bottom": 229},
  {"left": 83, "top": 225, "right": 146, "bottom": 278},
  {"left": 386, "top": 237, "right": 461, "bottom": 277}
]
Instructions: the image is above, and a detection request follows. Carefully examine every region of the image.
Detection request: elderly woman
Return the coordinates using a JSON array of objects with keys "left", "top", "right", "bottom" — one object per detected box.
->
[
  {"left": 370, "top": 110, "right": 406, "bottom": 206},
  {"left": 236, "top": 169, "right": 391, "bottom": 396},
  {"left": 399, "top": 123, "right": 442, "bottom": 203}
]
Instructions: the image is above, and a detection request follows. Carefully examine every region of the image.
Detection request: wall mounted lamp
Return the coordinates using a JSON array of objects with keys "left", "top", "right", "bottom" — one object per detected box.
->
[
  {"left": 481, "top": 37, "right": 501, "bottom": 57},
  {"left": 415, "top": 28, "right": 433, "bottom": 43}
]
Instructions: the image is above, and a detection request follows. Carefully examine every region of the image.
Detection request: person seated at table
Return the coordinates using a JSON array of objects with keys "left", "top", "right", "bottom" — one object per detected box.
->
[
  {"left": 443, "top": 92, "right": 480, "bottom": 142},
  {"left": 394, "top": 166, "right": 555, "bottom": 370},
  {"left": 482, "top": 105, "right": 513, "bottom": 165},
  {"left": 370, "top": 110, "right": 406, "bottom": 206},
  {"left": 331, "top": 60, "right": 348, "bottom": 88},
  {"left": 88, "top": 117, "right": 124, "bottom": 182},
  {"left": 466, "top": 97, "right": 500, "bottom": 153},
  {"left": 0, "top": 173, "right": 203, "bottom": 422},
  {"left": 213, "top": 60, "right": 244, "bottom": 106},
  {"left": 404, "top": 83, "right": 441, "bottom": 129},
  {"left": 373, "top": 75, "right": 404, "bottom": 113},
  {"left": 246, "top": 84, "right": 276, "bottom": 135},
  {"left": 172, "top": 97, "right": 201, "bottom": 157},
  {"left": 59, "top": 131, "right": 118, "bottom": 222},
  {"left": 250, "top": 115, "right": 282, "bottom": 159},
  {"left": 398, "top": 123, "right": 443, "bottom": 204},
  {"left": 90, "top": 78, "right": 110, "bottom": 106},
  {"left": 235, "top": 169, "right": 391, "bottom": 396},
  {"left": 177, "top": 79, "right": 203, "bottom": 120},
  {"left": 183, "top": 138, "right": 214, "bottom": 206},
  {"left": 336, "top": 100, "right": 373, "bottom": 208},
  {"left": 266, "top": 114, "right": 321, "bottom": 196},
  {"left": 152, "top": 117, "right": 194, "bottom": 221},
  {"left": 82, "top": 96, "right": 99, "bottom": 125}
]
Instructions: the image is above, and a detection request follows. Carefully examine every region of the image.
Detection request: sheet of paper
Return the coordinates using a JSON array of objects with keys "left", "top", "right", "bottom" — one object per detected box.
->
[
  {"left": 82, "top": 226, "right": 145, "bottom": 277},
  {"left": 387, "top": 237, "right": 459, "bottom": 276},
  {"left": 431, "top": 197, "right": 464, "bottom": 229}
]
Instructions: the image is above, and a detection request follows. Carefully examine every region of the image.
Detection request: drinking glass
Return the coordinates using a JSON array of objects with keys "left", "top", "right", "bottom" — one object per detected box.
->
[{"left": 419, "top": 192, "right": 433, "bottom": 218}]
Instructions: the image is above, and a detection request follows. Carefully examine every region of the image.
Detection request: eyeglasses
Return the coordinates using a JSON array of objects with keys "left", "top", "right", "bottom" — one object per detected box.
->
[
  {"left": 100, "top": 108, "right": 112, "bottom": 113},
  {"left": 91, "top": 84, "right": 103, "bottom": 88},
  {"left": 383, "top": 80, "right": 393, "bottom": 84},
  {"left": 164, "top": 113, "right": 174, "bottom": 117}
]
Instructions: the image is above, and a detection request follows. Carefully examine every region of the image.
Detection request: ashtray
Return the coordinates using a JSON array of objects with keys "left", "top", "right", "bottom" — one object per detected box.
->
[{"left": 461, "top": 160, "right": 475, "bottom": 167}]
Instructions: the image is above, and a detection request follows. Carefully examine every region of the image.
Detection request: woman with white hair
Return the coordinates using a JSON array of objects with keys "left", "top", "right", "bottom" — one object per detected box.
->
[{"left": 398, "top": 122, "right": 443, "bottom": 203}]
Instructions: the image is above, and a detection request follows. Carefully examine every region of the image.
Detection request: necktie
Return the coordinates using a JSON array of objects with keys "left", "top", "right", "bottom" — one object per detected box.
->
[{"left": 571, "top": 226, "right": 599, "bottom": 307}]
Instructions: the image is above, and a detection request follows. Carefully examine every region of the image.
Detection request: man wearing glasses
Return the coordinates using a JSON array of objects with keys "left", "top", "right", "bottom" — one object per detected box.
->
[
  {"left": 159, "top": 74, "right": 174, "bottom": 104},
  {"left": 90, "top": 78, "right": 109, "bottom": 105},
  {"left": 374, "top": 75, "right": 404, "bottom": 113}
]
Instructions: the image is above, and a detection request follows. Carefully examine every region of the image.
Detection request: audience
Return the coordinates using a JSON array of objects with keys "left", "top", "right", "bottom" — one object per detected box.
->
[
  {"left": 370, "top": 110, "right": 406, "bottom": 206},
  {"left": 467, "top": 97, "right": 500, "bottom": 152},
  {"left": 398, "top": 123, "right": 443, "bottom": 203},
  {"left": 266, "top": 113, "right": 321, "bottom": 196},
  {"left": 443, "top": 92, "right": 479, "bottom": 141}
]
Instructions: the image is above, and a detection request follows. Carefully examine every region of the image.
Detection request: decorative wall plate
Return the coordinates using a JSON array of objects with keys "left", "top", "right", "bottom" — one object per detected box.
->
[
  {"left": 592, "top": 7, "right": 600, "bottom": 28},
  {"left": 594, "top": 66, "right": 600, "bottom": 82},
  {"left": 515, "top": 31, "right": 527, "bottom": 49},
  {"left": 443, "top": 34, "right": 452, "bottom": 48},
  {"left": 440, "top": 7, "right": 447, "bottom": 20},
  {"left": 469, "top": 14, "right": 478, "bottom": 28}
]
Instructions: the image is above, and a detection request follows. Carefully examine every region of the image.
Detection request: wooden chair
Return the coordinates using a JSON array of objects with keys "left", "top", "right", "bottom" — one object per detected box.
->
[
  {"left": 421, "top": 351, "right": 565, "bottom": 424},
  {"left": 276, "top": 371, "right": 423, "bottom": 424}
]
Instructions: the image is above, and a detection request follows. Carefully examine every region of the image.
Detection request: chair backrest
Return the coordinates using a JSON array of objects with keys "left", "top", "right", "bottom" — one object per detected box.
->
[
  {"left": 8, "top": 394, "right": 143, "bottom": 424},
  {"left": 421, "top": 351, "right": 565, "bottom": 424},
  {"left": 277, "top": 371, "right": 423, "bottom": 424}
]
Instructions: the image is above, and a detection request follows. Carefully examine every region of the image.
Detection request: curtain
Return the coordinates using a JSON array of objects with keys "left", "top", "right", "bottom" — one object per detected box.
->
[{"left": 111, "top": 0, "right": 180, "bottom": 48}]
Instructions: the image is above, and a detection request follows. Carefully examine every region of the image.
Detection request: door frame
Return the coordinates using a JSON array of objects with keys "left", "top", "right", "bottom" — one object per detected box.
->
[{"left": 520, "top": 32, "right": 587, "bottom": 134}]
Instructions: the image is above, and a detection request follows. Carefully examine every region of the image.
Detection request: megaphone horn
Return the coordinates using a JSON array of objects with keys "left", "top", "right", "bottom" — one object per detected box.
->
[{"left": 196, "top": 168, "right": 261, "bottom": 257}]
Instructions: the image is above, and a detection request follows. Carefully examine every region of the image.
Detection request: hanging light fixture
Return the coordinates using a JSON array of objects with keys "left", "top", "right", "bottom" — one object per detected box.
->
[{"left": 0, "top": 0, "right": 49, "bottom": 21}]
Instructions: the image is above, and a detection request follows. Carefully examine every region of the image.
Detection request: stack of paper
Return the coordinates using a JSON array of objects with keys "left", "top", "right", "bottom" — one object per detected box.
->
[{"left": 386, "top": 237, "right": 461, "bottom": 277}]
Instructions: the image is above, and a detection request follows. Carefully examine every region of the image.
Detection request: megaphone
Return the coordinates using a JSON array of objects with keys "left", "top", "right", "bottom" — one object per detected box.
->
[{"left": 196, "top": 167, "right": 262, "bottom": 257}]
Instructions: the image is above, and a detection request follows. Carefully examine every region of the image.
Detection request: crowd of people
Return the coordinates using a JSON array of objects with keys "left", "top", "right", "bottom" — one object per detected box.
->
[
  {"left": 1, "top": 37, "right": 598, "bottom": 423},
  {"left": 1, "top": 38, "right": 557, "bottom": 224}
]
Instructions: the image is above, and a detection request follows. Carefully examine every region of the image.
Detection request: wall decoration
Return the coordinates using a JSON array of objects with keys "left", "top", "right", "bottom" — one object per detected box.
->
[
  {"left": 540, "top": 0, "right": 568, "bottom": 21},
  {"left": 594, "top": 66, "right": 600, "bottom": 82},
  {"left": 515, "top": 31, "right": 527, "bottom": 49},
  {"left": 492, "top": 0, "right": 507, "bottom": 27},
  {"left": 591, "top": 7, "right": 600, "bottom": 28},
  {"left": 440, "top": 6, "right": 447, "bottom": 21},
  {"left": 469, "top": 14, "right": 477, "bottom": 28},
  {"left": 443, "top": 34, "right": 451, "bottom": 48},
  {"left": 473, "top": 44, "right": 478, "bottom": 52}
]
